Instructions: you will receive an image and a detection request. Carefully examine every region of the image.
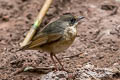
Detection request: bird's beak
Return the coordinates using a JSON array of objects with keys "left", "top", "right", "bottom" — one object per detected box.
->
[{"left": 76, "top": 16, "right": 85, "bottom": 22}]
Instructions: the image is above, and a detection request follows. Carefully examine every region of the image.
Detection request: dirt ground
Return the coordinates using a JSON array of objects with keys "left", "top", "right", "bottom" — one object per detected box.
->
[{"left": 0, "top": 0, "right": 120, "bottom": 80}]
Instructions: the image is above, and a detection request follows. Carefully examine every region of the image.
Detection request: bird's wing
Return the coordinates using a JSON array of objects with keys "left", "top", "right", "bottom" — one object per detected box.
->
[
  {"left": 21, "top": 20, "right": 64, "bottom": 50},
  {"left": 21, "top": 33, "right": 62, "bottom": 50}
]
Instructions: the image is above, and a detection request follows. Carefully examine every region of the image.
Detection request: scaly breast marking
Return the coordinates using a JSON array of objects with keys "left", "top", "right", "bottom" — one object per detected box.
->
[{"left": 63, "top": 27, "right": 77, "bottom": 40}]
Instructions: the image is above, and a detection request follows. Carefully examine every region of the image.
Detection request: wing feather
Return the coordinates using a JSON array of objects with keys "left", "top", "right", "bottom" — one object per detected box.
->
[
  {"left": 21, "top": 20, "right": 64, "bottom": 50},
  {"left": 22, "top": 33, "right": 62, "bottom": 50}
]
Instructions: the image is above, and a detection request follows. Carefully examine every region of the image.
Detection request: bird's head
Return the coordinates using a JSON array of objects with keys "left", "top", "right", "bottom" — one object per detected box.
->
[{"left": 59, "top": 13, "right": 84, "bottom": 27}]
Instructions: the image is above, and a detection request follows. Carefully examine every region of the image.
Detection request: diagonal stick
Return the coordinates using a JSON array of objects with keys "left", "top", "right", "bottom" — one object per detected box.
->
[{"left": 21, "top": 0, "right": 53, "bottom": 47}]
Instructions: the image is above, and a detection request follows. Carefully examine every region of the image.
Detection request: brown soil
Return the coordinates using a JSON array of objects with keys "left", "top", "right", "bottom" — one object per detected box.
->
[{"left": 0, "top": 0, "right": 120, "bottom": 80}]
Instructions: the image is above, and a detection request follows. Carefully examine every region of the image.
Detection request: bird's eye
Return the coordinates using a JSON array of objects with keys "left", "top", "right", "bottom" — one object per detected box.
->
[{"left": 70, "top": 18, "right": 76, "bottom": 24}]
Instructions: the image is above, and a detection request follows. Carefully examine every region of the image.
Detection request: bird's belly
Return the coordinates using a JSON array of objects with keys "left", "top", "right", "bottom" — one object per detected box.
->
[
  {"left": 41, "top": 27, "right": 77, "bottom": 53},
  {"left": 51, "top": 39, "right": 74, "bottom": 53},
  {"left": 40, "top": 36, "right": 76, "bottom": 54}
]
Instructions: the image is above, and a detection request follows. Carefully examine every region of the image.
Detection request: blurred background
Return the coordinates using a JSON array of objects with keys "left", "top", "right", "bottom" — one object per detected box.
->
[{"left": 0, "top": 0, "right": 120, "bottom": 79}]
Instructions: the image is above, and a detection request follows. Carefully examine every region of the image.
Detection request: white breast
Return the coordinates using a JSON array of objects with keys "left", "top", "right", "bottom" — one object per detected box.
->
[{"left": 63, "top": 26, "right": 77, "bottom": 40}]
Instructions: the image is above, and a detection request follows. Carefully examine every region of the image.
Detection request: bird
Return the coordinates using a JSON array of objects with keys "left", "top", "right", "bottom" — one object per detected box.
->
[{"left": 21, "top": 13, "right": 84, "bottom": 70}]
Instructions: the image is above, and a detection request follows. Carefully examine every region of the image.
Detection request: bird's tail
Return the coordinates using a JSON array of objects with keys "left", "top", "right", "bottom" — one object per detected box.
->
[{"left": 15, "top": 42, "right": 31, "bottom": 52}]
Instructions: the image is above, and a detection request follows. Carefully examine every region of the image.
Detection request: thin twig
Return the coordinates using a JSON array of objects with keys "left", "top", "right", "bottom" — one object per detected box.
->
[
  {"left": 21, "top": 0, "right": 53, "bottom": 47},
  {"left": 63, "top": 53, "right": 83, "bottom": 59}
]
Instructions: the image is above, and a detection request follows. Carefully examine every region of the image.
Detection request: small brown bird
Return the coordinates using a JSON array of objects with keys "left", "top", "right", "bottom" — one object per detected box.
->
[{"left": 21, "top": 13, "right": 84, "bottom": 70}]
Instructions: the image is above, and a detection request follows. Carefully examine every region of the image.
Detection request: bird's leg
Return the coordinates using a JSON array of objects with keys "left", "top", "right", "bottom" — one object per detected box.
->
[
  {"left": 50, "top": 53, "right": 58, "bottom": 71},
  {"left": 52, "top": 54, "right": 75, "bottom": 79},
  {"left": 53, "top": 54, "right": 65, "bottom": 71}
]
